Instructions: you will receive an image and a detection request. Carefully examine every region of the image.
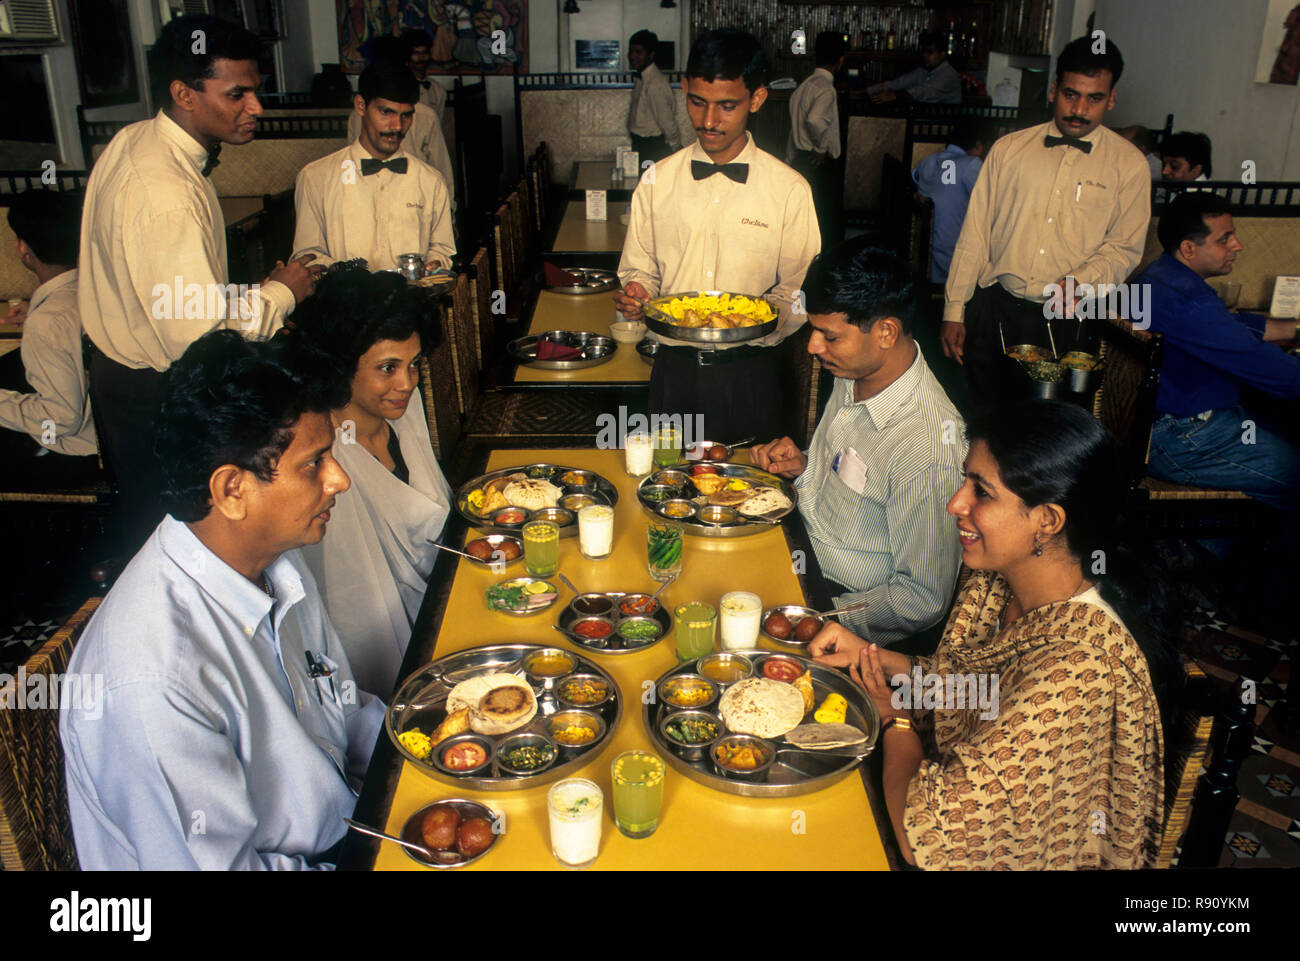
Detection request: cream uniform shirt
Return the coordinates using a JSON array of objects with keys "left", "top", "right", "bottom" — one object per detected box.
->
[
  {"left": 346, "top": 101, "right": 456, "bottom": 208},
  {"left": 786, "top": 67, "right": 841, "bottom": 161},
  {"left": 943, "top": 120, "right": 1150, "bottom": 324},
  {"left": 618, "top": 133, "right": 821, "bottom": 348},
  {"left": 418, "top": 78, "right": 447, "bottom": 119},
  {"left": 79, "top": 111, "right": 296, "bottom": 371},
  {"left": 292, "top": 140, "right": 455, "bottom": 271},
  {"left": 628, "top": 63, "right": 680, "bottom": 147},
  {"left": 0, "top": 270, "right": 97, "bottom": 455}
]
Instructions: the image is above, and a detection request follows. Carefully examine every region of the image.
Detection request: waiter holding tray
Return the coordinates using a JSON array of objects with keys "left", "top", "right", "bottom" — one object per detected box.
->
[{"left": 615, "top": 28, "right": 820, "bottom": 443}]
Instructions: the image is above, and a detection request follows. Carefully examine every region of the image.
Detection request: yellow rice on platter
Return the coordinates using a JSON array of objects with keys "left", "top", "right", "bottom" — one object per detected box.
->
[{"left": 656, "top": 293, "right": 776, "bottom": 329}]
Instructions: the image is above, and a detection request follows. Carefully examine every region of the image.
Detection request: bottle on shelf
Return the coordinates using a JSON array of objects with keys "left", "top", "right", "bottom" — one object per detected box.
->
[
  {"left": 968, "top": 20, "right": 979, "bottom": 58},
  {"left": 946, "top": 19, "right": 956, "bottom": 56},
  {"left": 886, "top": 21, "right": 896, "bottom": 51}
]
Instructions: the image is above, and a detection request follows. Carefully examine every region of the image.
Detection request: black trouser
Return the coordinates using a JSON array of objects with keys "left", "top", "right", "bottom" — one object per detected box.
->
[
  {"left": 88, "top": 346, "right": 167, "bottom": 553},
  {"left": 791, "top": 149, "right": 844, "bottom": 251},
  {"left": 0, "top": 430, "right": 101, "bottom": 491},
  {"left": 649, "top": 344, "right": 785, "bottom": 444},
  {"left": 630, "top": 133, "right": 673, "bottom": 166},
  {"left": 963, "top": 283, "right": 1097, "bottom": 413}
]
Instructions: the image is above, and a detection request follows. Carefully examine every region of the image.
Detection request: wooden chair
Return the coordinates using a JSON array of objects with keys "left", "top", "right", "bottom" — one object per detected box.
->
[
  {"left": 504, "top": 188, "right": 529, "bottom": 291},
  {"left": 1156, "top": 657, "right": 1216, "bottom": 868},
  {"left": 443, "top": 271, "right": 480, "bottom": 418},
  {"left": 0, "top": 596, "right": 101, "bottom": 871},
  {"left": 418, "top": 340, "right": 463, "bottom": 461},
  {"left": 467, "top": 245, "right": 495, "bottom": 365},
  {"left": 491, "top": 202, "right": 515, "bottom": 310},
  {"left": 1094, "top": 316, "right": 1267, "bottom": 536}
]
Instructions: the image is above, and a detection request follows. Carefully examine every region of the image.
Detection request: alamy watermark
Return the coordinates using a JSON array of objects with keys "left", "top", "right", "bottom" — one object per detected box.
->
[
  {"left": 594, "top": 407, "right": 707, "bottom": 450},
  {"left": 151, "top": 278, "right": 262, "bottom": 329},
  {"left": 1041, "top": 278, "right": 1151, "bottom": 329},
  {"left": 0, "top": 668, "right": 103, "bottom": 720},
  {"left": 891, "top": 667, "right": 1000, "bottom": 720}
]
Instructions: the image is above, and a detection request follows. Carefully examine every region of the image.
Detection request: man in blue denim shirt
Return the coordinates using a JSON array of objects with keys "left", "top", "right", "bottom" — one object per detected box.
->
[
  {"left": 1134, "top": 193, "right": 1300, "bottom": 509},
  {"left": 61, "top": 331, "right": 387, "bottom": 869}
]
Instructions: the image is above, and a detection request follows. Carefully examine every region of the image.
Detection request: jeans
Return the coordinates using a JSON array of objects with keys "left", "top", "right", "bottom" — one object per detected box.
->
[{"left": 1148, "top": 406, "right": 1300, "bottom": 511}]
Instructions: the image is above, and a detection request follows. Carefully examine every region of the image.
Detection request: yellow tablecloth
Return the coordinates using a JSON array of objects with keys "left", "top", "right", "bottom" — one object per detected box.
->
[
  {"left": 549, "top": 201, "right": 629, "bottom": 254},
  {"left": 513, "top": 290, "right": 649, "bottom": 385},
  {"left": 374, "top": 448, "right": 891, "bottom": 870}
]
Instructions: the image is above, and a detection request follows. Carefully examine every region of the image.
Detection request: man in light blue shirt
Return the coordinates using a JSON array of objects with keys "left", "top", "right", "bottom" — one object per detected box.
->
[
  {"left": 60, "top": 330, "right": 385, "bottom": 870},
  {"left": 912, "top": 118, "right": 993, "bottom": 283},
  {"left": 752, "top": 246, "right": 966, "bottom": 644}
]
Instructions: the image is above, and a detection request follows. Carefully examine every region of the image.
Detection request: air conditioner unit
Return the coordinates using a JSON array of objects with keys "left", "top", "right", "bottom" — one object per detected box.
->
[{"left": 0, "top": 0, "right": 60, "bottom": 42}]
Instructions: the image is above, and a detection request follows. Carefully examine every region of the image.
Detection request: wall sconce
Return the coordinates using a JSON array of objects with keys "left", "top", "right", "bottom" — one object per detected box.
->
[{"left": 563, "top": 0, "right": 580, "bottom": 13}]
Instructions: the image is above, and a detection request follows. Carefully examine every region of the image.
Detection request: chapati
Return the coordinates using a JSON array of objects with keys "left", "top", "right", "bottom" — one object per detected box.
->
[
  {"left": 739, "top": 487, "right": 792, "bottom": 517},
  {"left": 718, "top": 677, "right": 806, "bottom": 738},
  {"left": 784, "top": 723, "right": 866, "bottom": 750}
]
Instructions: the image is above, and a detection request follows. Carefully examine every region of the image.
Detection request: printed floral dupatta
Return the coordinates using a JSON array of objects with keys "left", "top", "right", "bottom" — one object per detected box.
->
[{"left": 902, "top": 569, "right": 1164, "bottom": 870}]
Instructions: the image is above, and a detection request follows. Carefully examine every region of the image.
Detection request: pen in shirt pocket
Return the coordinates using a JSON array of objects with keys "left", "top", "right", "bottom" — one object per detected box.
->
[{"left": 1075, "top": 181, "right": 1082, "bottom": 203}]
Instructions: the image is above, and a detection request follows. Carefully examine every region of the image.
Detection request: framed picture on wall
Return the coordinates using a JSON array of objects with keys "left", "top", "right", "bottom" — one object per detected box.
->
[
  {"left": 337, "top": 0, "right": 528, "bottom": 76},
  {"left": 1256, "top": 0, "right": 1300, "bottom": 85},
  {"left": 68, "top": 0, "right": 140, "bottom": 108}
]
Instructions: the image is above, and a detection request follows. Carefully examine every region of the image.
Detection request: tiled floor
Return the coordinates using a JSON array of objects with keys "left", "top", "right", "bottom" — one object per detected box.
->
[{"left": 1180, "top": 605, "right": 1300, "bottom": 868}]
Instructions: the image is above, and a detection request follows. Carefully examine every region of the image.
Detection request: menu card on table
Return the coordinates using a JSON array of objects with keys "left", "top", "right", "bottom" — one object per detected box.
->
[
  {"left": 585, "top": 189, "right": 607, "bottom": 222},
  {"left": 1269, "top": 276, "right": 1300, "bottom": 319}
]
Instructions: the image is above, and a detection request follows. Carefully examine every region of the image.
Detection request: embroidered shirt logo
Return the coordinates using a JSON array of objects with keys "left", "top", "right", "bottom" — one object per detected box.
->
[{"left": 740, "top": 217, "right": 770, "bottom": 228}]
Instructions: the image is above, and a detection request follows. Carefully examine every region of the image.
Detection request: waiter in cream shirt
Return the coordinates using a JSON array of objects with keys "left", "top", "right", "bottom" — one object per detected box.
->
[
  {"left": 79, "top": 15, "right": 319, "bottom": 551},
  {"left": 626, "top": 30, "right": 681, "bottom": 165},
  {"left": 345, "top": 37, "right": 455, "bottom": 209},
  {"left": 294, "top": 58, "right": 455, "bottom": 272},
  {"left": 617, "top": 29, "right": 820, "bottom": 443},
  {"left": 346, "top": 100, "right": 455, "bottom": 210}
]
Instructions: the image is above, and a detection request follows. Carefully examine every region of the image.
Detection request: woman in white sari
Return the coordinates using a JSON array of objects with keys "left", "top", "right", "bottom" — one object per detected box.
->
[{"left": 288, "top": 265, "right": 453, "bottom": 697}]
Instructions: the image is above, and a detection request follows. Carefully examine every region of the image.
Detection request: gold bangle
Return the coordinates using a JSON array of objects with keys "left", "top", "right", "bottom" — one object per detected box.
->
[{"left": 882, "top": 716, "right": 914, "bottom": 734}]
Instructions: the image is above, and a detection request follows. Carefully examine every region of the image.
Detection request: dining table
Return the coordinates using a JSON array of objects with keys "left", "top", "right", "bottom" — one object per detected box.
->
[
  {"left": 339, "top": 446, "right": 899, "bottom": 871},
  {"left": 569, "top": 160, "right": 642, "bottom": 199},
  {"left": 547, "top": 200, "right": 630, "bottom": 256},
  {"left": 510, "top": 289, "right": 650, "bottom": 387}
]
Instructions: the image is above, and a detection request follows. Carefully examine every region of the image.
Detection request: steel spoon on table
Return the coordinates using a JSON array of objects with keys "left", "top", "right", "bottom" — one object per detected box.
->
[
  {"left": 344, "top": 817, "right": 457, "bottom": 863},
  {"left": 818, "top": 600, "right": 870, "bottom": 619}
]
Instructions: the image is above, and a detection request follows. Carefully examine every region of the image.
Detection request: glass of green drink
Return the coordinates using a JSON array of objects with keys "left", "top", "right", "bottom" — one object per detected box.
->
[
  {"left": 674, "top": 601, "right": 716, "bottom": 660},
  {"left": 610, "top": 750, "right": 665, "bottom": 838},
  {"left": 646, "top": 520, "right": 682, "bottom": 582},
  {"left": 522, "top": 520, "right": 559, "bottom": 577},
  {"left": 653, "top": 425, "right": 683, "bottom": 469}
]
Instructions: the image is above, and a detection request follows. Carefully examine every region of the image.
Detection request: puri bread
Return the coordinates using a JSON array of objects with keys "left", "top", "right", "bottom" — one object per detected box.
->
[
  {"left": 447, "top": 673, "right": 527, "bottom": 714},
  {"left": 718, "top": 677, "right": 806, "bottom": 738},
  {"left": 469, "top": 681, "right": 538, "bottom": 735},
  {"left": 707, "top": 489, "right": 751, "bottom": 507}
]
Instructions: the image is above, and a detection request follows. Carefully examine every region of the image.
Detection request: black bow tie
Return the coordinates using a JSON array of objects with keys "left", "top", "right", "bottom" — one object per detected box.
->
[
  {"left": 360, "top": 157, "right": 408, "bottom": 176},
  {"left": 420, "top": 79, "right": 431, "bottom": 89},
  {"left": 202, "top": 144, "right": 221, "bottom": 177},
  {"left": 691, "top": 160, "right": 749, "bottom": 184},
  {"left": 1043, "top": 134, "right": 1093, "bottom": 154}
]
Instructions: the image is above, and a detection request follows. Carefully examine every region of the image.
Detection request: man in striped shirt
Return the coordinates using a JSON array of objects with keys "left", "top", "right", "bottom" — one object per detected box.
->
[{"left": 752, "top": 246, "right": 966, "bottom": 643}]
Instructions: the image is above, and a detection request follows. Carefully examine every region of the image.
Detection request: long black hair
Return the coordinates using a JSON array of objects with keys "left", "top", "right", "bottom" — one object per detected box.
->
[{"left": 966, "top": 400, "right": 1180, "bottom": 729}]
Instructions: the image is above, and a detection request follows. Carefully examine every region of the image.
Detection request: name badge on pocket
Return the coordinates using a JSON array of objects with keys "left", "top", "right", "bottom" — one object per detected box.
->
[{"left": 834, "top": 446, "right": 868, "bottom": 495}]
